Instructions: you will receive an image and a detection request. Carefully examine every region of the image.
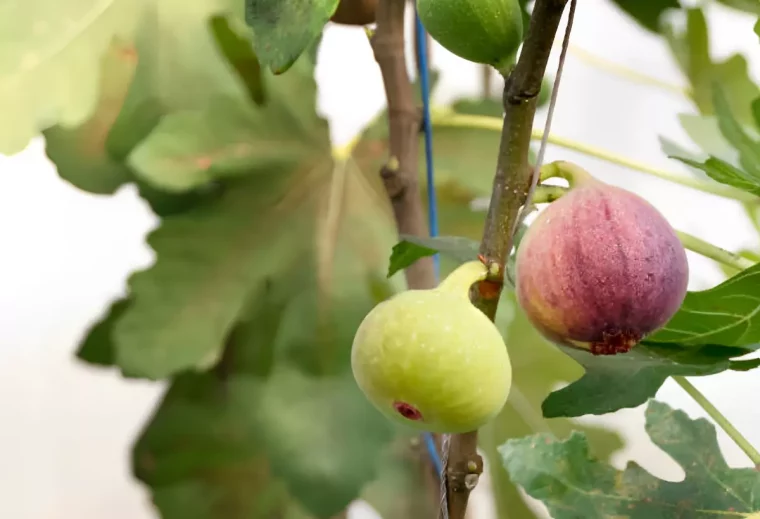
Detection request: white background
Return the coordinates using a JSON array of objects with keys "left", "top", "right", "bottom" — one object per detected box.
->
[{"left": 1, "top": 1, "right": 760, "bottom": 518}]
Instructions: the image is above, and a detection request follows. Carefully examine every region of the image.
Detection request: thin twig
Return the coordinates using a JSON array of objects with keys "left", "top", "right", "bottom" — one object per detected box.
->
[
  {"left": 371, "top": 0, "right": 436, "bottom": 290},
  {"left": 371, "top": 0, "right": 441, "bottom": 510},
  {"left": 443, "top": 2, "right": 571, "bottom": 518}
]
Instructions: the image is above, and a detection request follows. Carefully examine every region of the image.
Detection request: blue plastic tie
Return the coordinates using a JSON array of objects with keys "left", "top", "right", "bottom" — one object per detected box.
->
[{"left": 414, "top": 10, "right": 444, "bottom": 480}]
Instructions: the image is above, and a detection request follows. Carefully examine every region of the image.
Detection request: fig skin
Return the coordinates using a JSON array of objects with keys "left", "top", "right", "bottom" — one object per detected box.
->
[
  {"left": 515, "top": 177, "right": 689, "bottom": 355},
  {"left": 351, "top": 261, "right": 512, "bottom": 433},
  {"left": 417, "top": 0, "right": 523, "bottom": 71},
  {"left": 330, "top": 0, "right": 377, "bottom": 26}
]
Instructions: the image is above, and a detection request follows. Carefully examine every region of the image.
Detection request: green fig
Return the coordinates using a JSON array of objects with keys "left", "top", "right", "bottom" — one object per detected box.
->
[
  {"left": 351, "top": 261, "right": 512, "bottom": 434},
  {"left": 416, "top": 0, "right": 523, "bottom": 72}
]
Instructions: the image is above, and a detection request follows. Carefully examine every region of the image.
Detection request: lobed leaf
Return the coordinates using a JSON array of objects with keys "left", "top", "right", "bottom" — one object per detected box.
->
[
  {"left": 542, "top": 341, "right": 753, "bottom": 418},
  {"left": 0, "top": 0, "right": 145, "bottom": 155},
  {"left": 649, "top": 263, "right": 760, "bottom": 347},
  {"left": 502, "top": 400, "right": 760, "bottom": 518}
]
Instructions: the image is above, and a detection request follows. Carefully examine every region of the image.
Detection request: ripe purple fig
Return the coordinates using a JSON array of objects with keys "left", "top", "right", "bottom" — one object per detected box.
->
[{"left": 515, "top": 172, "right": 689, "bottom": 355}]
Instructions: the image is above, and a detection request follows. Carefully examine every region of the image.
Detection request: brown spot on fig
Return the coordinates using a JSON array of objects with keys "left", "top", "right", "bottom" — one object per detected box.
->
[
  {"left": 515, "top": 178, "right": 688, "bottom": 353},
  {"left": 393, "top": 401, "right": 423, "bottom": 421}
]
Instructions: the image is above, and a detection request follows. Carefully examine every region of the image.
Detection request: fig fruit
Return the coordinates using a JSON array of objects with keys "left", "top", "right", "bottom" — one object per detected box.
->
[
  {"left": 351, "top": 261, "right": 512, "bottom": 433},
  {"left": 330, "top": 0, "right": 377, "bottom": 26},
  {"left": 515, "top": 170, "right": 689, "bottom": 355},
  {"left": 416, "top": 0, "right": 523, "bottom": 72}
]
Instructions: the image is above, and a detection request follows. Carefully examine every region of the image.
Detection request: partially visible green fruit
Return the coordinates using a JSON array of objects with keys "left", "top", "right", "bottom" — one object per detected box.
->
[
  {"left": 351, "top": 261, "right": 512, "bottom": 434},
  {"left": 417, "top": 0, "right": 523, "bottom": 71}
]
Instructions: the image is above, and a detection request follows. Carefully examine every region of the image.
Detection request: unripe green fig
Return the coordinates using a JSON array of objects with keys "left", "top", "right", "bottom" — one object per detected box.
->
[
  {"left": 416, "top": 0, "right": 523, "bottom": 71},
  {"left": 351, "top": 261, "right": 512, "bottom": 433},
  {"left": 330, "top": 0, "right": 377, "bottom": 26},
  {"left": 515, "top": 170, "right": 689, "bottom": 355}
]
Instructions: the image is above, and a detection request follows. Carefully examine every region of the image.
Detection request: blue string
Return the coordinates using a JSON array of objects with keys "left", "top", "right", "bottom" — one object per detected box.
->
[{"left": 414, "top": 10, "right": 444, "bottom": 479}]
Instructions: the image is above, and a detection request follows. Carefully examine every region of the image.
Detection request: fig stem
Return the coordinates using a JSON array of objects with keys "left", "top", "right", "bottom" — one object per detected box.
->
[
  {"left": 428, "top": 111, "right": 757, "bottom": 203},
  {"left": 675, "top": 230, "right": 755, "bottom": 272},
  {"left": 538, "top": 160, "right": 594, "bottom": 186},
  {"left": 436, "top": 261, "right": 488, "bottom": 296},
  {"left": 673, "top": 376, "right": 760, "bottom": 466}
]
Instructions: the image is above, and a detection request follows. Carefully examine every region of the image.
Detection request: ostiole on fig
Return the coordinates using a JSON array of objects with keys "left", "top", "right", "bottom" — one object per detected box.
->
[
  {"left": 351, "top": 260, "right": 512, "bottom": 434},
  {"left": 515, "top": 161, "right": 689, "bottom": 356}
]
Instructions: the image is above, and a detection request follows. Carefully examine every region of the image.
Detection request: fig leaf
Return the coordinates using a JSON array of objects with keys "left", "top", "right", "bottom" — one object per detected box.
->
[{"left": 501, "top": 399, "right": 760, "bottom": 519}]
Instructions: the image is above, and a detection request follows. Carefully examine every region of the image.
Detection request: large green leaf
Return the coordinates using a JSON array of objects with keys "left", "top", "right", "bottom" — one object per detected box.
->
[
  {"left": 43, "top": 40, "right": 137, "bottom": 194},
  {"left": 83, "top": 55, "right": 396, "bottom": 381},
  {"left": 541, "top": 341, "right": 753, "bottom": 418},
  {"left": 480, "top": 294, "right": 624, "bottom": 519},
  {"left": 609, "top": 0, "right": 680, "bottom": 32},
  {"left": 244, "top": 0, "right": 339, "bottom": 74},
  {"left": 501, "top": 399, "right": 760, "bottom": 518},
  {"left": 649, "top": 263, "right": 760, "bottom": 346},
  {"left": 0, "top": 0, "right": 145, "bottom": 155},
  {"left": 134, "top": 367, "right": 396, "bottom": 519},
  {"left": 664, "top": 8, "right": 760, "bottom": 126}
]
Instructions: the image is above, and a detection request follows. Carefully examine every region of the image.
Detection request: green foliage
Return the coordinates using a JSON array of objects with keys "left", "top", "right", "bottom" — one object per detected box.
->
[
  {"left": 479, "top": 293, "right": 625, "bottom": 519},
  {"left": 649, "top": 263, "right": 760, "bottom": 346},
  {"left": 243, "top": 0, "right": 338, "bottom": 74},
  {"left": 541, "top": 342, "right": 755, "bottom": 418},
  {"left": 0, "top": 0, "right": 145, "bottom": 155},
  {"left": 501, "top": 400, "right": 760, "bottom": 518},
  {"left": 663, "top": 7, "right": 759, "bottom": 126},
  {"left": 609, "top": 0, "right": 680, "bottom": 32}
]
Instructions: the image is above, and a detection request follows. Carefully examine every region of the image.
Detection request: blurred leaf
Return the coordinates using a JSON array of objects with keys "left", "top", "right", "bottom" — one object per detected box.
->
[
  {"left": 354, "top": 95, "right": 501, "bottom": 200},
  {"left": 77, "top": 297, "right": 132, "bottom": 367},
  {"left": 716, "top": 0, "right": 760, "bottom": 14},
  {"left": 361, "top": 435, "right": 438, "bottom": 519},
  {"left": 671, "top": 156, "right": 760, "bottom": 196},
  {"left": 649, "top": 263, "right": 760, "bottom": 346},
  {"left": 730, "top": 357, "right": 760, "bottom": 371},
  {"left": 0, "top": 0, "right": 145, "bottom": 155},
  {"left": 99, "top": 57, "right": 399, "bottom": 381},
  {"left": 501, "top": 400, "right": 760, "bottom": 518},
  {"left": 609, "top": 0, "right": 680, "bottom": 32},
  {"left": 209, "top": 14, "right": 266, "bottom": 105},
  {"left": 480, "top": 294, "right": 624, "bottom": 519},
  {"left": 135, "top": 366, "right": 395, "bottom": 519},
  {"left": 756, "top": 17, "right": 760, "bottom": 38},
  {"left": 542, "top": 341, "right": 752, "bottom": 418},
  {"left": 664, "top": 8, "right": 760, "bottom": 126},
  {"left": 129, "top": 54, "right": 325, "bottom": 192},
  {"left": 244, "top": 0, "right": 338, "bottom": 74},
  {"left": 43, "top": 40, "right": 137, "bottom": 194},
  {"left": 753, "top": 97, "right": 760, "bottom": 130},
  {"left": 713, "top": 85, "right": 760, "bottom": 177},
  {"left": 677, "top": 113, "right": 739, "bottom": 164},
  {"left": 451, "top": 97, "right": 503, "bottom": 118}
]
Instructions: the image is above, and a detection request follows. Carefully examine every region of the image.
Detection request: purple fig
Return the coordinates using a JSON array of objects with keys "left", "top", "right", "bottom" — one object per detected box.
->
[{"left": 515, "top": 174, "right": 689, "bottom": 355}]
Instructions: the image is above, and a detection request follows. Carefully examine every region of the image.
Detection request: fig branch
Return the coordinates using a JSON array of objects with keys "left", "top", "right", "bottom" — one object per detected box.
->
[
  {"left": 370, "top": 0, "right": 435, "bottom": 291},
  {"left": 369, "top": 0, "right": 441, "bottom": 507},
  {"left": 443, "top": 1, "right": 570, "bottom": 517}
]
